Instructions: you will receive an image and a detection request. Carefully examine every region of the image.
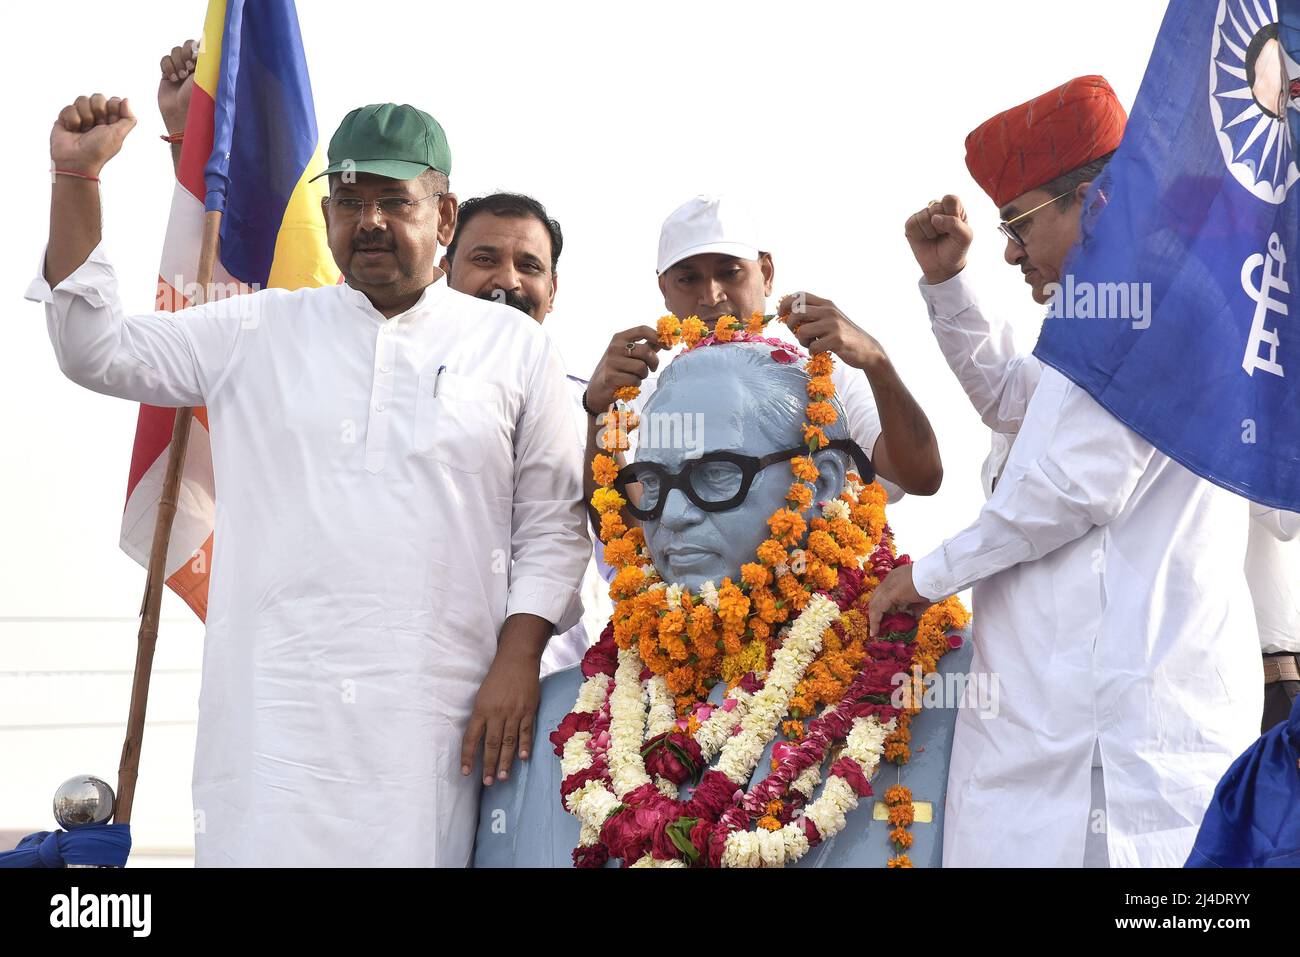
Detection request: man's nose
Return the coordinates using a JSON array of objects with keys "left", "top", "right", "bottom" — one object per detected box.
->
[
  {"left": 491, "top": 264, "right": 521, "bottom": 291},
  {"left": 700, "top": 279, "right": 727, "bottom": 307},
  {"left": 1004, "top": 237, "right": 1025, "bottom": 267},
  {"left": 357, "top": 202, "right": 388, "bottom": 232},
  {"left": 658, "top": 487, "right": 703, "bottom": 531}
]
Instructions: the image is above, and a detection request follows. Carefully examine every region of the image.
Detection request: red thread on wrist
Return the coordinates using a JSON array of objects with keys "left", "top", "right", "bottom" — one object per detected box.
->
[
  {"left": 160, "top": 131, "right": 184, "bottom": 144},
  {"left": 53, "top": 168, "right": 101, "bottom": 183}
]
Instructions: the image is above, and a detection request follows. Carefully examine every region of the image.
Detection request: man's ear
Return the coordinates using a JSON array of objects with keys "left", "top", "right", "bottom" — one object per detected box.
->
[
  {"left": 548, "top": 271, "right": 559, "bottom": 315},
  {"left": 436, "top": 193, "right": 459, "bottom": 247},
  {"left": 759, "top": 252, "right": 775, "bottom": 297},
  {"left": 320, "top": 195, "right": 331, "bottom": 228},
  {"left": 809, "top": 447, "right": 848, "bottom": 512},
  {"left": 657, "top": 271, "right": 671, "bottom": 309}
]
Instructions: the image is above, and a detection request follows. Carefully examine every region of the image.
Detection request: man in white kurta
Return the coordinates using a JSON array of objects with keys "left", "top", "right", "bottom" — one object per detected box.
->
[
  {"left": 579, "top": 195, "right": 944, "bottom": 516},
  {"left": 893, "top": 364, "right": 1261, "bottom": 867},
  {"left": 439, "top": 192, "right": 613, "bottom": 678},
  {"left": 881, "top": 76, "right": 1262, "bottom": 866},
  {"left": 922, "top": 251, "right": 1300, "bottom": 735},
  {"left": 30, "top": 247, "right": 589, "bottom": 865},
  {"left": 32, "top": 97, "right": 589, "bottom": 866}
]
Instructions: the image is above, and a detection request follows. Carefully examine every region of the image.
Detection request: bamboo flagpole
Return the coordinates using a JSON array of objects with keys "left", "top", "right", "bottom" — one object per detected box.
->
[{"left": 113, "top": 209, "right": 223, "bottom": 826}]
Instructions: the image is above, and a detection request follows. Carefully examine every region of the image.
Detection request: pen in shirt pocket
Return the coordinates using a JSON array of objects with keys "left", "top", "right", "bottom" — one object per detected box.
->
[{"left": 433, "top": 364, "right": 446, "bottom": 397}]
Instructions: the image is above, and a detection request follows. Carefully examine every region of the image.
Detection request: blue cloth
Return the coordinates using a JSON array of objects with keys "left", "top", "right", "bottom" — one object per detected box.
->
[
  {"left": 1033, "top": 0, "right": 1300, "bottom": 510},
  {"left": 0, "top": 824, "right": 131, "bottom": 868},
  {"left": 1187, "top": 693, "right": 1300, "bottom": 866}
]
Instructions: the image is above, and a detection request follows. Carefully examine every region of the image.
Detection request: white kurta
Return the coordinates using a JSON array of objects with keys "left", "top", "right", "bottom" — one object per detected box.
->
[
  {"left": 922, "top": 271, "right": 1298, "bottom": 650},
  {"left": 916, "top": 274, "right": 1262, "bottom": 866},
  {"left": 28, "top": 246, "right": 590, "bottom": 866}
]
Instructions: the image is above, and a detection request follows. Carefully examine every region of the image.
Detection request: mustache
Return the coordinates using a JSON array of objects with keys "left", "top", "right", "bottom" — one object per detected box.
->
[
  {"left": 478, "top": 287, "right": 536, "bottom": 315},
  {"left": 352, "top": 231, "right": 394, "bottom": 252}
]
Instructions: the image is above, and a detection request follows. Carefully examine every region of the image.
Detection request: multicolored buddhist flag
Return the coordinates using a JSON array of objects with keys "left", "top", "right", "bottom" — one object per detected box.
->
[
  {"left": 1033, "top": 0, "right": 1300, "bottom": 510},
  {"left": 121, "top": 0, "right": 338, "bottom": 618}
]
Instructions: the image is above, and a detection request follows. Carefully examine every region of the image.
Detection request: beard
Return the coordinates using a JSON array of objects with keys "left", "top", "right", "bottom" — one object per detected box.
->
[{"left": 477, "top": 286, "right": 537, "bottom": 317}]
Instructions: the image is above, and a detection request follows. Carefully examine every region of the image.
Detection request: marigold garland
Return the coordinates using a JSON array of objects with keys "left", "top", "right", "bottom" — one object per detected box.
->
[{"left": 565, "top": 312, "right": 969, "bottom": 867}]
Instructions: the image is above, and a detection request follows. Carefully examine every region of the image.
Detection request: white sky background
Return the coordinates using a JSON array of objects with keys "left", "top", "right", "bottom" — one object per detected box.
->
[{"left": 0, "top": 0, "right": 1169, "bottom": 852}]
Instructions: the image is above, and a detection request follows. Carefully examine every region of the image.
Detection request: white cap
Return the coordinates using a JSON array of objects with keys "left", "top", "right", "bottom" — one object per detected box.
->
[{"left": 656, "top": 195, "right": 763, "bottom": 275}]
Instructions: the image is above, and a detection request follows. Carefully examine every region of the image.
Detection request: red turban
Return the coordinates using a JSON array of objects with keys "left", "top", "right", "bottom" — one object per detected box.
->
[{"left": 965, "top": 75, "right": 1127, "bottom": 208}]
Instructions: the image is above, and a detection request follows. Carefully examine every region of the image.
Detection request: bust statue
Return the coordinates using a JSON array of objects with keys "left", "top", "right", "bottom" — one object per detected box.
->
[{"left": 474, "top": 335, "right": 972, "bottom": 867}]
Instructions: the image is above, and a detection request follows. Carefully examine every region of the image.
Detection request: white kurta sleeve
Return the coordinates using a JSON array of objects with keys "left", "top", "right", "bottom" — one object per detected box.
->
[
  {"left": 505, "top": 338, "right": 592, "bottom": 633},
  {"left": 911, "top": 368, "right": 1157, "bottom": 601},
  {"left": 919, "top": 271, "right": 1043, "bottom": 434},
  {"left": 26, "top": 244, "right": 250, "bottom": 407}
]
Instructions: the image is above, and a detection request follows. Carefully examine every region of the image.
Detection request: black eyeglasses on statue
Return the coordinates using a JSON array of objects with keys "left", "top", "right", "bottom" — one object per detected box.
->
[{"left": 614, "top": 439, "right": 874, "bottom": 522}]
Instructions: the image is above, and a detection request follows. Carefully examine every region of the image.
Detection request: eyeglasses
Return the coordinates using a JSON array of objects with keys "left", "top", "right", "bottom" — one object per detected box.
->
[
  {"left": 615, "top": 439, "right": 874, "bottom": 521},
  {"left": 997, "top": 188, "right": 1073, "bottom": 248},
  {"left": 325, "top": 192, "right": 443, "bottom": 221}
]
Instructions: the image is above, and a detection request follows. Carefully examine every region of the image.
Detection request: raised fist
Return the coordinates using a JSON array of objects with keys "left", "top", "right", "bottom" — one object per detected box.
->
[
  {"left": 50, "top": 95, "right": 137, "bottom": 177},
  {"left": 904, "top": 194, "right": 974, "bottom": 286},
  {"left": 158, "top": 40, "right": 198, "bottom": 134}
]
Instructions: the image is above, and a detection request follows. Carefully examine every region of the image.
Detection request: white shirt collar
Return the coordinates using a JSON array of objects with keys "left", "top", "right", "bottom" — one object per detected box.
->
[{"left": 340, "top": 271, "right": 451, "bottom": 324}]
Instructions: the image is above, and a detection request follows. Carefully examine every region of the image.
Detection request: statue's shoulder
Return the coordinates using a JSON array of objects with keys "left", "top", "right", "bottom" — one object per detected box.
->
[{"left": 473, "top": 666, "right": 587, "bottom": 867}]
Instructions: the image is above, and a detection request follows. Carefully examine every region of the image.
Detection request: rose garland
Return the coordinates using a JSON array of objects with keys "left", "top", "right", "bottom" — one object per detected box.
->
[{"left": 556, "top": 313, "right": 970, "bottom": 867}]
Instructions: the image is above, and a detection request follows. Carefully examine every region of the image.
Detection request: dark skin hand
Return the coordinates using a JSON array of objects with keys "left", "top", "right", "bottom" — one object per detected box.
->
[
  {"left": 460, "top": 613, "right": 552, "bottom": 785},
  {"left": 867, "top": 563, "right": 932, "bottom": 637},
  {"left": 157, "top": 39, "right": 198, "bottom": 172},
  {"left": 777, "top": 292, "right": 943, "bottom": 495},
  {"left": 45, "top": 94, "right": 137, "bottom": 287},
  {"left": 580, "top": 325, "right": 664, "bottom": 528}
]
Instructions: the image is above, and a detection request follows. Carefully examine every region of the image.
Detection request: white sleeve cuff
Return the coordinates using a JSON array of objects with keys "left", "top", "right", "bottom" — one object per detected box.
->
[
  {"left": 25, "top": 243, "right": 115, "bottom": 308},
  {"left": 911, "top": 548, "right": 954, "bottom": 603},
  {"left": 506, "top": 575, "right": 583, "bottom": 634},
  {"left": 918, "top": 270, "right": 978, "bottom": 322}
]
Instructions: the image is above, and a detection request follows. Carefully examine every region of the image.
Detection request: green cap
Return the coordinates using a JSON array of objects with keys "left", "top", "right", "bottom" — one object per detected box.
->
[{"left": 311, "top": 103, "right": 452, "bottom": 183}]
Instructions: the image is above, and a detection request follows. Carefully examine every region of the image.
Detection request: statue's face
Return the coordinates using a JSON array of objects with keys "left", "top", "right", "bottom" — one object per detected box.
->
[{"left": 637, "top": 372, "right": 797, "bottom": 592}]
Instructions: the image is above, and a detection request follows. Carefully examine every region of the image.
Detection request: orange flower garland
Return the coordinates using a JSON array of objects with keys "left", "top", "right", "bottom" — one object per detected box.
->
[
  {"left": 590, "top": 313, "right": 886, "bottom": 712},
  {"left": 584, "top": 311, "right": 970, "bottom": 866}
]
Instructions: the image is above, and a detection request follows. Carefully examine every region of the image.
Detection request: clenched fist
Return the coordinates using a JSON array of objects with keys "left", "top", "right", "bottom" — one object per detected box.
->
[
  {"left": 51, "top": 94, "right": 137, "bottom": 177},
  {"left": 904, "top": 194, "right": 974, "bottom": 286},
  {"left": 158, "top": 40, "right": 199, "bottom": 134}
]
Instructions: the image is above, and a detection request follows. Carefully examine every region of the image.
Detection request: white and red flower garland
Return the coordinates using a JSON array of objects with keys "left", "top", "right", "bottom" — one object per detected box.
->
[{"left": 552, "top": 528, "right": 939, "bottom": 868}]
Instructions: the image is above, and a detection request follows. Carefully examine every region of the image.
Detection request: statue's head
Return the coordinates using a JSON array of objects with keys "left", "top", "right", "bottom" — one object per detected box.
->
[{"left": 626, "top": 342, "right": 860, "bottom": 591}]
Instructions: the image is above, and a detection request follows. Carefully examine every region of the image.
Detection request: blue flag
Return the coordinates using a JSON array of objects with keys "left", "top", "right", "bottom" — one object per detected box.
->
[{"left": 1034, "top": 0, "right": 1300, "bottom": 510}]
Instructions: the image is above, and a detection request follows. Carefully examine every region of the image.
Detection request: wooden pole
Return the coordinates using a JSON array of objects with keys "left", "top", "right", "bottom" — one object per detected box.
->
[{"left": 113, "top": 210, "right": 222, "bottom": 825}]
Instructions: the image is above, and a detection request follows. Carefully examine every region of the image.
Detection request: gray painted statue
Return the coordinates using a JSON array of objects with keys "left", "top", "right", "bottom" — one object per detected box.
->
[{"left": 474, "top": 341, "right": 973, "bottom": 867}]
